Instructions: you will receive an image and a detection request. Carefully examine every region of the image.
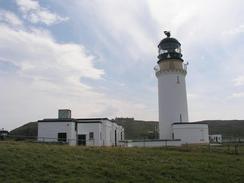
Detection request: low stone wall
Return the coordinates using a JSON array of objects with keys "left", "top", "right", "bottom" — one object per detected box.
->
[{"left": 120, "top": 139, "right": 182, "bottom": 147}]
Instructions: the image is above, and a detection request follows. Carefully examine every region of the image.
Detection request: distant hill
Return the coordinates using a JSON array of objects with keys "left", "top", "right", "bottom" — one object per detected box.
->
[
  {"left": 10, "top": 119, "right": 244, "bottom": 139},
  {"left": 194, "top": 120, "right": 244, "bottom": 138},
  {"left": 10, "top": 122, "right": 37, "bottom": 137},
  {"left": 113, "top": 118, "right": 159, "bottom": 139}
]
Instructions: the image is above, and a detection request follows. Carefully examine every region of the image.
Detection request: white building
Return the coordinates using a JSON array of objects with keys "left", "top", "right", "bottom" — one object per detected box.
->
[
  {"left": 155, "top": 31, "right": 209, "bottom": 144},
  {"left": 38, "top": 109, "right": 124, "bottom": 146},
  {"left": 172, "top": 123, "right": 209, "bottom": 144},
  {"left": 209, "top": 134, "right": 222, "bottom": 143}
]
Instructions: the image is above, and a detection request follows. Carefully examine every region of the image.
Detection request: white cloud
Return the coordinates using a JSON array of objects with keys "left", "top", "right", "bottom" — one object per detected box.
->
[
  {"left": 2, "top": 0, "right": 244, "bottom": 130},
  {"left": 0, "top": 24, "right": 104, "bottom": 83},
  {"left": 0, "top": 18, "right": 105, "bottom": 123},
  {"left": 0, "top": 10, "right": 23, "bottom": 26},
  {"left": 16, "top": 0, "right": 68, "bottom": 25},
  {"left": 230, "top": 92, "right": 244, "bottom": 98},
  {"left": 52, "top": 0, "right": 244, "bottom": 122},
  {"left": 222, "top": 25, "right": 244, "bottom": 36},
  {"left": 233, "top": 76, "right": 244, "bottom": 86},
  {"left": 72, "top": 0, "right": 155, "bottom": 61},
  {"left": 0, "top": 16, "right": 152, "bottom": 130}
]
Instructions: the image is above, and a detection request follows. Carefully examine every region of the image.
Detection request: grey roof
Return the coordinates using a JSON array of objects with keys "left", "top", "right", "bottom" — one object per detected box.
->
[
  {"left": 38, "top": 118, "right": 104, "bottom": 123},
  {"left": 172, "top": 122, "right": 208, "bottom": 125},
  {"left": 76, "top": 118, "right": 109, "bottom": 121},
  {"left": 38, "top": 118, "right": 79, "bottom": 123}
]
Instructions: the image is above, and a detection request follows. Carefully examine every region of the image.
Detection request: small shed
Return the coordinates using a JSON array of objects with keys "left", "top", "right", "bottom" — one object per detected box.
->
[
  {"left": 209, "top": 134, "right": 222, "bottom": 143},
  {"left": 0, "top": 129, "right": 9, "bottom": 140},
  {"left": 172, "top": 123, "right": 209, "bottom": 144}
]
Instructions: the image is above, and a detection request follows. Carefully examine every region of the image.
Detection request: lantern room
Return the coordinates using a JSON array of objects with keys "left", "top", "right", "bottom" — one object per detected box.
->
[{"left": 158, "top": 31, "right": 183, "bottom": 62}]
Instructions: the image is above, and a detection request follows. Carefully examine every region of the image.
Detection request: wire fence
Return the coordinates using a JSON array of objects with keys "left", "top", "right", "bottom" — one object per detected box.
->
[
  {"left": 2, "top": 135, "right": 96, "bottom": 146},
  {"left": 1, "top": 134, "right": 244, "bottom": 155}
]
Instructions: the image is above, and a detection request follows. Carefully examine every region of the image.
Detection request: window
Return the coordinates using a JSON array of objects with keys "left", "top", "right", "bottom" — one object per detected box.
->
[
  {"left": 89, "top": 132, "right": 94, "bottom": 140},
  {"left": 75, "top": 123, "right": 77, "bottom": 131},
  {"left": 121, "top": 132, "right": 123, "bottom": 140},
  {"left": 175, "top": 47, "right": 181, "bottom": 53},
  {"left": 159, "top": 48, "right": 168, "bottom": 54},
  {"left": 177, "top": 76, "right": 180, "bottom": 84},
  {"left": 58, "top": 133, "right": 67, "bottom": 142}
]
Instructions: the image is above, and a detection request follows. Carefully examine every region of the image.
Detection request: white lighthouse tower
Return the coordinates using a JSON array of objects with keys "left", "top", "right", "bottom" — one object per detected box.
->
[{"left": 155, "top": 31, "right": 189, "bottom": 140}]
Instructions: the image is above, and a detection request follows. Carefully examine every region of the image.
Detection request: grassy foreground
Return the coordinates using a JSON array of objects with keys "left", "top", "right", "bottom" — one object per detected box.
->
[{"left": 0, "top": 141, "right": 244, "bottom": 183}]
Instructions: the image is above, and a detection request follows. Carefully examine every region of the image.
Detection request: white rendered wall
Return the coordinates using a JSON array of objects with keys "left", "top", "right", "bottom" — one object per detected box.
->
[
  {"left": 77, "top": 123, "right": 101, "bottom": 146},
  {"left": 100, "top": 120, "right": 124, "bottom": 146},
  {"left": 111, "top": 123, "right": 124, "bottom": 146},
  {"left": 38, "top": 120, "right": 124, "bottom": 146},
  {"left": 77, "top": 120, "right": 125, "bottom": 146},
  {"left": 38, "top": 122, "right": 76, "bottom": 145},
  {"left": 172, "top": 124, "right": 209, "bottom": 144},
  {"left": 116, "top": 125, "right": 125, "bottom": 144},
  {"left": 157, "top": 70, "right": 188, "bottom": 139},
  {"left": 123, "top": 140, "right": 182, "bottom": 147},
  {"left": 101, "top": 120, "right": 119, "bottom": 146}
]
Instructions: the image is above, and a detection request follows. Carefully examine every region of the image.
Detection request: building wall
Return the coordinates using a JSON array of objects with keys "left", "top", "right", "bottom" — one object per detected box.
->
[
  {"left": 96, "top": 120, "right": 124, "bottom": 146},
  {"left": 77, "top": 123, "right": 101, "bottom": 146},
  {"left": 172, "top": 124, "right": 209, "bottom": 144},
  {"left": 157, "top": 70, "right": 188, "bottom": 139},
  {"left": 123, "top": 140, "right": 182, "bottom": 147},
  {"left": 38, "top": 119, "right": 124, "bottom": 146},
  {"left": 38, "top": 122, "right": 76, "bottom": 145}
]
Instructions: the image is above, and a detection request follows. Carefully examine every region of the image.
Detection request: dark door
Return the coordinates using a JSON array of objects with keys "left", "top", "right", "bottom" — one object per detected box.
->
[
  {"left": 77, "top": 135, "right": 86, "bottom": 145},
  {"left": 115, "top": 130, "right": 117, "bottom": 146}
]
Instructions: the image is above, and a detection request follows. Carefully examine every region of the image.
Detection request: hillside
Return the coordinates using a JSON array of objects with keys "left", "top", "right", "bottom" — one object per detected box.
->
[
  {"left": 113, "top": 118, "right": 159, "bottom": 139},
  {"left": 10, "top": 119, "right": 244, "bottom": 139},
  {"left": 0, "top": 141, "right": 244, "bottom": 183},
  {"left": 194, "top": 120, "right": 244, "bottom": 138},
  {"left": 10, "top": 122, "right": 37, "bottom": 137}
]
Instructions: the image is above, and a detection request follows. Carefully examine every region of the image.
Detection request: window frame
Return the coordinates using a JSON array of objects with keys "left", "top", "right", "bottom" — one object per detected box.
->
[
  {"left": 89, "top": 132, "right": 94, "bottom": 140},
  {"left": 58, "top": 132, "right": 67, "bottom": 142}
]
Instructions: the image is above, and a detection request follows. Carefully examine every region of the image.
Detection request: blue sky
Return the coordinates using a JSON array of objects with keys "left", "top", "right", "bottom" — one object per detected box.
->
[{"left": 1, "top": 0, "right": 244, "bottom": 130}]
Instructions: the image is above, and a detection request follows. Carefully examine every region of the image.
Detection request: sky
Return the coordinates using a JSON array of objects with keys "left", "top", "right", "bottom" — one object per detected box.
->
[{"left": 1, "top": 0, "right": 244, "bottom": 130}]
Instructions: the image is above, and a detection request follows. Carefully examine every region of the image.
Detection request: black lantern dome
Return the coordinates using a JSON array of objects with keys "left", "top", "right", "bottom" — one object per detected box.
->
[{"left": 158, "top": 31, "right": 183, "bottom": 63}]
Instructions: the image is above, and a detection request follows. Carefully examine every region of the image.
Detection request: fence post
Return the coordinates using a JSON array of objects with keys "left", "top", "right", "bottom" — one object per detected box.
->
[{"left": 235, "top": 144, "right": 239, "bottom": 155}]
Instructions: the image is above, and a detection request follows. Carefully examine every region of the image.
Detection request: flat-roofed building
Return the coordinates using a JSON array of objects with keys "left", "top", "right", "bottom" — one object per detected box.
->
[{"left": 37, "top": 110, "right": 124, "bottom": 146}]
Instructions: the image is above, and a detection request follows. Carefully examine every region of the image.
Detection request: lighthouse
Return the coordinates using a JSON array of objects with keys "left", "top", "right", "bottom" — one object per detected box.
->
[{"left": 155, "top": 31, "right": 189, "bottom": 140}]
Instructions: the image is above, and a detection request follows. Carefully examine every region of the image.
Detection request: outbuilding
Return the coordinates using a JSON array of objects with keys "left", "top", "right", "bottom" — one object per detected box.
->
[
  {"left": 0, "top": 129, "right": 9, "bottom": 140},
  {"left": 209, "top": 134, "right": 222, "bottom": 143},
  {"left": 172, "top": 123, "right": 209, "bottom": 144},
  {"left": 38, "top": 109, "right": 124, "bottom": 146}
]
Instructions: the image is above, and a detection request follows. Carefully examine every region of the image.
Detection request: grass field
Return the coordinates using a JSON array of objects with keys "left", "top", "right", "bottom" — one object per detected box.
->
[{"left": 0, "top": 141, "right": 244, "bottom": 183}]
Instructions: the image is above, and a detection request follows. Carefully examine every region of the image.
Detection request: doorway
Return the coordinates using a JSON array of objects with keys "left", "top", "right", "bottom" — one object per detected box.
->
[
  {"left": 115, "top": 130, "right": 117, "bottom": 146},
  {"left": 77, "top": 134, "right": 86, "bottom": 145}
]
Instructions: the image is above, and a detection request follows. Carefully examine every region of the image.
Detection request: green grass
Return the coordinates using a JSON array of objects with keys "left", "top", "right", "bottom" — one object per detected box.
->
[{"left": 0, "top": 141, "right": 244, "bottom": 183}]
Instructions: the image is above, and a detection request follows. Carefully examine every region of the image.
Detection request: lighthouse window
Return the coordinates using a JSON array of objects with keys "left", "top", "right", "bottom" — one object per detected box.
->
[
  {"left": 175, "top": 47, "right": 181, "bottom": 53},
  {"left": 159, "top": 49, "right": 168, "bottom": 54},
  {"left": 177, "top": 76, "right": 180, "bottom": 84}
]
